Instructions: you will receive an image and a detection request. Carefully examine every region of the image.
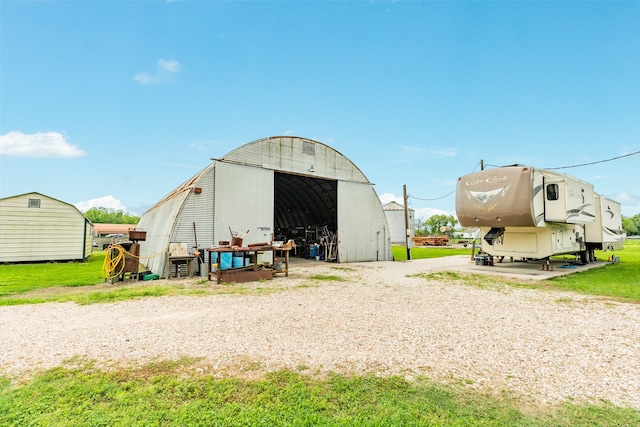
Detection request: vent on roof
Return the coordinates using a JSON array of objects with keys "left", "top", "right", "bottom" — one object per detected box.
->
[
  {"left": 303, "top": 141, "right": 315, "bottom": 156},
  {"left": 28, "top": 198, "right": 41, "bottom": 208}
]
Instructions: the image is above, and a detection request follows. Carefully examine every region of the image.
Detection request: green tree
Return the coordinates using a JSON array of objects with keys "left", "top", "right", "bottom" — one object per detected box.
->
[
  {"left": 622, "top": 215, "right": 639, "bottom": 236},
  {"left": 84, "top": 207, "right": 140, "bottom": 224},
  {"left": 422, "top": 214, "right": 459, "bottom": 235}
]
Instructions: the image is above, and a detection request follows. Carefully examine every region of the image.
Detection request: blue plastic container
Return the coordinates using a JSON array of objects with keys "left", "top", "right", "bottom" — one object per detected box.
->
[
  {"left": 220, "top": 252, "right": 232, "bottom": 270},
  {"left": 309, "top": 245, "right": 318, "bottom": 258},
  {"left": 232, "top": 256, "right": 244, "bottom": 268}
]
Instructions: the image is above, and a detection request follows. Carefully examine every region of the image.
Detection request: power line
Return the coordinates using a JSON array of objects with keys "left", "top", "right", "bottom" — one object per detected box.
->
[
  {"left": 406, "top": 150, "right": 640, "bottom": 204},
  {"left": 544, "top": 150, "right": 640, "bottom": 170},
  {"left": 484, "top": 151, "right": 640, "bottom": 171},
  {"left": 407, "top": 161, "right": 480, "bottom": 202},
  {"left": 409, "top": 189, "right": 456, "bottom": 202}
]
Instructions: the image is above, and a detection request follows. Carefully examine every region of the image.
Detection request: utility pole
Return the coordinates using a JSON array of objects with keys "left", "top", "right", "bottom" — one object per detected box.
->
[
  {"left": 403, "top": 184, "right": 411, "bottom": 260},
  {"left": 480, "top": 159, "right": 485, "bottom": 170}
]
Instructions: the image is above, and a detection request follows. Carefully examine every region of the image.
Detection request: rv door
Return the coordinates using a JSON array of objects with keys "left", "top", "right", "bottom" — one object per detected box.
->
[{"left": 543, "top": 176, "right": 566, "bottom": 222}]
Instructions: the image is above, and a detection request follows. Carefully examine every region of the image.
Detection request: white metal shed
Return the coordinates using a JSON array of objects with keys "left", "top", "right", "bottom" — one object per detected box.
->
[
  {"left": 137, "top": 136, "right": 392, "bottom": 276},
  {"left": 0, "top": 192, "right": 93, "bottom": 262},
  {"left": 383, "top": 201, "right": 415, "bottom": 246}
]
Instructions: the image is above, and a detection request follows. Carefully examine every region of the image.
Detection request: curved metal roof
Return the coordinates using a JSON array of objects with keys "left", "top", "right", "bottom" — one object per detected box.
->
[{"left": 221, "top": 136, "right": 370, "bottom": 184}]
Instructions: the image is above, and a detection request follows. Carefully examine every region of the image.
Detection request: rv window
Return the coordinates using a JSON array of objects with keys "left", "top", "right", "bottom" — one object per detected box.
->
[{"left": 546, "top": 184, "right": 559, "bottom": 201}]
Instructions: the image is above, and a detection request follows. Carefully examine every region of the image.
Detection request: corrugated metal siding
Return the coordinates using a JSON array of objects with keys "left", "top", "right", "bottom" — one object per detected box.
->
[
  {"left": 0, "top": 193, "right": 89, "bottom": 262},
  {"left": 138, "top": 164, "right": 216, "bottom": 275},
  {"left": 382, "top": 203, "right": 415, "bottom": 245},
  {"left": 171, "top": 167, "right": 216, "bottom": 252},
  {"left": 337, "top": 181, "right": 392, "bottom": 262},
  {"left": 137, "top": 189, "right": 191, "bottom": 275}
]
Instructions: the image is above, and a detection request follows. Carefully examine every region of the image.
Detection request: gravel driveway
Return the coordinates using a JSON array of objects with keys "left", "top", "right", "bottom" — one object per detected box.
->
[{"left": 2, "top": 256, "right": 638, "bottom": 408}]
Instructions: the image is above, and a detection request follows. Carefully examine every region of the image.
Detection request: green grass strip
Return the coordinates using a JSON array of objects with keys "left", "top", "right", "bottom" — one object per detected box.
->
[{"left": 1, "top": 363, "right": 637, "bottom": 427}]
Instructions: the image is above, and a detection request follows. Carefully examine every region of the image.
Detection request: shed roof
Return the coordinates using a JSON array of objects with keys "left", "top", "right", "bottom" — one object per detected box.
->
[
  {"left": 383, "top": 201, "right": 414, "bottom": 212},
  {"left": 1, "top": 191, "right": 90, "bottom": 219}
]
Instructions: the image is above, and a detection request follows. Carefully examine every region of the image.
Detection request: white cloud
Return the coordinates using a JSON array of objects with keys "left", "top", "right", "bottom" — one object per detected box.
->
[
  {"left": 188, "top": 142, "right": 210, "bottom": 152},
  {"left": 0, "top": 131, "right": 86, "bottom": 158},
  {"left": 616, "top": 192, "right": 638, "bottom": 204},
  {"left": 133, "top": 72, "right": 155, "bottom": 85},
  {"left": 75, "top": 196, "right": 128, "bottom": 213},
  {"left": 134, "top": 58, "right": 181, "bottom": 85},
  {"left": 379, "top": 192, "right": 403, "bottom": 205},
  {"left": 615, "top": 192, "right": 640, "bottom": 216},
  {"left": 158, "top": 59, "right": 180, "bottom": 72}
]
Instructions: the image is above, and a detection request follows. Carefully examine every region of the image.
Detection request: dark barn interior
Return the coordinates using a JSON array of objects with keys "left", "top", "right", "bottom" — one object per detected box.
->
[{"left": 273, "top": 172, "right": 337, "bottom": 258}]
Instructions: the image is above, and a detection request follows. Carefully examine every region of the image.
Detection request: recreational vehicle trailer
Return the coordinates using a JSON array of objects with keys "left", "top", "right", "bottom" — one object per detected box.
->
[{"left": 455, "top": 165, "right": 624, "bottom": 263}]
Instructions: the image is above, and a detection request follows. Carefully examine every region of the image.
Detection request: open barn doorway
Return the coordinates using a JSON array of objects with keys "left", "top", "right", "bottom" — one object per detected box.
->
[{"left": 273, "top": 172, "right": 338, "bottom": 259}]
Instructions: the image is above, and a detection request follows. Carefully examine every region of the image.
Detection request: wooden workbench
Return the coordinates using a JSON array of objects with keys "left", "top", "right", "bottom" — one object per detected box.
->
[
  {"left": 273, "top": 246, "right": 292, "bottom": 277},
  {"left": 204, "top": 245, "right": 288, "bottom": 284}
]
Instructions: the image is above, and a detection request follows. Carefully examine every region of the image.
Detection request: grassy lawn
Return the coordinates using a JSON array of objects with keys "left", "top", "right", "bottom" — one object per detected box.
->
[
  {"left": 0, "top": 251, "right": 106, "bottom": 295},
  {"left": 0, "top": 251, "right": 216, "bottom": 306},
  {"left": 393, "top": 244, "right": 473, "bottom": 261},
  {"left": 2, "top": 245, "right": 639, "bottom": 423},
  {"left": 548, "top": 239, "right": 640, "bottom": 301},
  {"left": 394, "top": 240, "right": 640, "bottom": 302},
  {"left": 2, "top": 241, "right": 638, "bottom": 305},
  {"left": 1, "top": 360, "right": 638, "bottom": 427}
]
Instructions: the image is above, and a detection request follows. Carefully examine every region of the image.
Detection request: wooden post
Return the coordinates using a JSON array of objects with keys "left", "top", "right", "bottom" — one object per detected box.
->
[{"left": 403, "top": 185, "right": 411, "bottom": 260}]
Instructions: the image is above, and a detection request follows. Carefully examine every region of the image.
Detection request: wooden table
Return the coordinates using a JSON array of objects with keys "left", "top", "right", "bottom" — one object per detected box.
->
[
  {"left": 273, "top": 246, "right": 292, "bottom": 277},
  {"left": 205, "top": 245, "right": 282, "bottom": 284}
]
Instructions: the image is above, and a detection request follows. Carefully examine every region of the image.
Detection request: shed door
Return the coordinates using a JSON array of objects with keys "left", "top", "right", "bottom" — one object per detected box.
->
[
  {"left": 214, "top": 162, "right": 274, "bottom": 245},
  {"left": 337, "top": 180, "right": 390, "bottom": 262}
]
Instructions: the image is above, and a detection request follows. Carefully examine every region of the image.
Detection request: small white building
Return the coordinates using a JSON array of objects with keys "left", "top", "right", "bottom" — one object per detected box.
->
[
  {"left": 0, "top": 192, "right": 93, "bottom": 262},
  {"left": 137, "top": 136, "right": 393, "bottom": 276},
  {"left": 383, "top": 201, "right": 415, "bottom": 246}
]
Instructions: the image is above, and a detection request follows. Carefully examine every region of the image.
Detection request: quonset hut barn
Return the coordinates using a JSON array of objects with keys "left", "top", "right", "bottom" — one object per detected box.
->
[{"left": 137, "top": 136, "right": 392, "bottom": 276}]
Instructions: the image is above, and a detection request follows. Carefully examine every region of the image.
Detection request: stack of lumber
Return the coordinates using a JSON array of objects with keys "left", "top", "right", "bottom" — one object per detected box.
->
[{"left": 411, "top": 236, "right": 449, "bottom": 246}]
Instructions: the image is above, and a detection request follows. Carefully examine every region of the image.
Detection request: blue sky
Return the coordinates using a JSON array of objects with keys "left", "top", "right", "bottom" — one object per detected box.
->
[{"left": 1, "top": 1, "right": 639, "bottom": 220}]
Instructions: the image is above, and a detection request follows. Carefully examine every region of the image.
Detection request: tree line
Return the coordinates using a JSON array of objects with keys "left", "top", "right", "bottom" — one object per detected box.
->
[
  {"left": 415, "top": 214, "right": 458, "bottom": 236},
  {"left": 623, "top": 214, "right": 640, "bottom": 236},
  {"left": 84, "top": 207, "right": 140, "bottom": 224}
]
